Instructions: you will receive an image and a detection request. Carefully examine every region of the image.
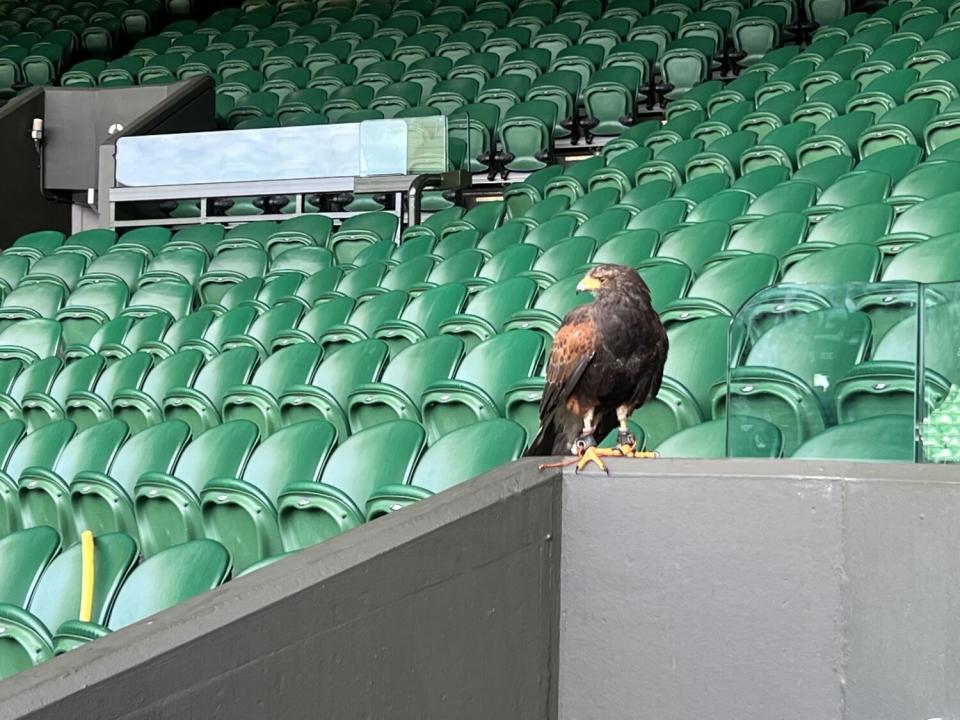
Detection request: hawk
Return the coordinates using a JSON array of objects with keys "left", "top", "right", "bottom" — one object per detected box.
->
[{"left": 525, "top": 264, "right": 668, "bottom": 473}]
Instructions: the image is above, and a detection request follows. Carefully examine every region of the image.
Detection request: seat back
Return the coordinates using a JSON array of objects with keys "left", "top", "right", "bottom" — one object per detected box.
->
[
  {"left": 140, "top": 349, "right": 205, "bottom": 401},
  {"left": 106, "top": 420, "right": 192, "bottom": 497},
  {"left": 52, "top": 419, "right": 129, "bottom": 484},
  {"left": 173, "top": 420, "right": 261, "bottom": 496},
  {"left": 241, "top": 420, "right": 337, "bottom": 503},
  {"left": 29, "top": 532, "right": 138, "bottom": 630},
  {"left": 310, "top": 339, "right": 390, "bottom": 407},
  {"left": 6, "top": 420, "right": 76, "bottom": 480},
  {"left": 410, "top": 418, "right": 527, "bottom": 493},
  {"left": 321, "top": 420, "right": 425, "bottom": 502},
  {"left": 0, "top": 527, "right": 61, "bottom": 607},
  {"left": 192, "top": 347, "right": 259, "bottom": 406},
  {"left": 455, "top": 330, "right": 543, "bottom": 412},
  {"left": 379, "top": 335, "right": 464, "bottom": 401},
  {"left": 106, "top": 539, "right": 231, "bottom": 630},
  {"left": 49, "top": 355, "right": 105, "bottom": 406},
  {"left": 90, "top": 352, "right": 153, "bottom": 403},
  {"left": 250, "top": 343, "right": 322, "bottom": 397}
]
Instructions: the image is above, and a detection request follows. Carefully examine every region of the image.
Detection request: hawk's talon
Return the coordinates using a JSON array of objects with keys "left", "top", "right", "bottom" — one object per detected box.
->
[{"left": 575, "top": 446, "right": 609, "bottom": 474}]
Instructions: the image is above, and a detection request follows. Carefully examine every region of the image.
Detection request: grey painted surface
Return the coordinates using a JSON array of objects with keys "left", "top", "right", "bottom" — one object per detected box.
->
[
  {"left": 46, "top": 77, "right": 216, "bottom": 192},
  {"left": 0, "top": 460, "right": 561, "bottom": 720},
  {"left": 559, "top": 458, "right": 960, "bottom": 720},
  {"left": 844, "top": 476, "right": 960, "bottom": 720},
  {"left": 0, "top": 89, "right": 71, "bottom": 245}
]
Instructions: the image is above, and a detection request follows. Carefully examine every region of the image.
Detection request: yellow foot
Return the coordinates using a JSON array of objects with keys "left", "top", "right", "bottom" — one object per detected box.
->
[{"left": 576, "top": 446, "right": 608, "bottom": 474}]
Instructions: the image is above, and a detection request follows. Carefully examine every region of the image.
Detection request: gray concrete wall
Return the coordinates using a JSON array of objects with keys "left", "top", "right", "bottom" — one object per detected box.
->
[
  {"left": 0, "top": 460, "right": 561, "bottom": 720},
  {"left": 559, "top": 458, "right": 960, "bottom": 720}
]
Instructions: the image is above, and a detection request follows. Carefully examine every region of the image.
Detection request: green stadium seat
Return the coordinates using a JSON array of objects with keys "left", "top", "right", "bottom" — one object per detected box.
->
[
  {"left": 713, "top": 308, "right": 872, "bottom": 454},
  {"left": 64, "top": 352, "right": 153, "bottom": 431},
  {"left": 58, "top": 229, "right": 117, "bottom": 262},
  {"left": 79, "top": 252, "right": 144, "bottom": 291},
  {"left": 851, "top": 41, "right": 919, "bottom": 88},
  {"left": 0, "top": 532, "right": 137, "bottom": 679},
  {"left": 875, "top": 190, "right": 960, "bottom": 257},
  {"left": 329, "top": 212, "right": 399, "bottom": 265},
  {"left": 476, "top": 74, "right": 531, "bottom": 118},
  {"left": 857, "top": 98, "right": 939, "bottom": 157},
  {"left": 102, "top": 313, "right": 174, "bottom": 362},
  {"left": 804, "top": 172, "right": 891, "bottom": 219},
  {"left": 161, "top": 346, "right": 258, "bottom": 437},
  {"left": 70, "top": 420, "right": 190, "bottom": 543},
  {"left": 738, "top": 90, "right": 805, "bottom": 140},
  {"left": 420, "top": 329, "right": 542, "bottom": 443},
  {"left": 608, "top": 180, "right": 672, "bottom": 216},
  {"left": 658, "top": 36, "right": 717, "bottom": 102},
  {"left": 21, "top": 253, "right": 86, "bottom": 293},
  {"left": 20, "top": 354, "right": 103, "bottom": 432},
  {"left": 644, "top": 109, "right": 705, "bottom": 152},
  {"left": 692, "top": 101, "right": 754, "bottom": 146},
  {"left": 481, "top": 27, "right": 531, "bottom": 64},
  {"left": 308, "top": 63, "right": 357, "bottom": 94},
  {"left": 180, "top": 306, "right": 257, "bottom": 360},
  {"left": 655, "top": 220, "right": 731, "bottom": 275},
  {"left": 628, "top": 13, "right": 680, "bottom": 57},
  {"left": 735, "top": 180, "right": 818, "bottom": 224},
  {"left": 278, "top": 338, "right": 389, "bottom": 440},
  {"left": 19, "top": 418, "right": 128, "bottom": 546},
  {"left": 53, "top": 539, "right": 231, "bottom": 652},
  {"left": 546, "top": 156, "right": 606, "bottom": 200},
  {"left": 271, "top": 297, "right": 355, "bottom": 349},
  {"left": 631, "top": 315, "right": 731, "bottom": 446},
  {"left": 656, "top": 416, "right": 783, "bottom": 458},
  {"left": 847, "top": 69, "right": 918, "bottom": 120},
  {"left": 924, "top": 96, "right": 960, "bottom": 151},
  {"left": 276, "top": 420, "right": 422, "bottom": 551},
  {"left": 0, "top": 282, "right": 63, "bottom": 333},
  {"left": 365, "top": 418, "right": 527, "bottom": 518},
  {"left": 732, "top": 7, "right": 786, "bottom": 68},
  {"left": 682, "top": 189, "right": 751, "bottom": 225},
  {"left": 0, "top": 527, "right": 61, "bottom": 609},
  {"left": 906, "top": 28, "right": 960, "bottom": 77},
  {"left": 662, "top": 253, "right": 779, "bottom": 324},
  {"left": 133, "top": 421, "right": 260, "bottom": 558},
  {"left": 635, "top": 137, "right": 704, "bottom": 189},
  {"left": 111, "top": 226, "right": 171, "bottom": 260},
  {"left": 582, "top": 66, "right": 643, "bottom": 137},
  {"left": 473, "top": 243, "right": 540, "bottom": 286},
  {"left": 55, "top": 282, "right": 128, "bottom": 350},
  {"left": 110, "top": 348, "right": 203, "bottom": 434},
  {"left": 792, "top": 415, "right": 915, "bottom": 461},
  {"left": 522, "top": 236, "right": 597, "bottom": 289},
  {"left": 346, "top": 335, "right": 463, "bottom": 432},
  {"left": 782, "top": 243, "right": 882, "bottom": 285},
  {"left": 602, "top": 120, "right": 661, "bottom": 159},
  {"left": 498, "top": 100, "right": 558, "bottom": 172},
  {"left": 201, "top": 419, "right": 337, "bottom": 573},
  {"left": 374, "top": 282, "right": 467, "bottom": 357},
  {"left": 685, "top": 130, "right": 758, "bottom": 181}
]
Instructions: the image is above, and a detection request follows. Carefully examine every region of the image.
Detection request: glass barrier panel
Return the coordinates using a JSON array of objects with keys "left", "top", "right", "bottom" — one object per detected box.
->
[
  {"left": 919, "top": 282, "right": 960, "bottom": 463},
  {"left": 403, "top": 115, "right": 449, "bottom": 175},
  {"left": 115, "top": 124, "right": 363, "bottom": 186},
  {"left": 115, "top": 116, "right": 449, "bottom": 186},
  {"left": 446, "top": 111, "right": 479, "bottom": 175},
  {"left": 724, "top": 282, "right": 921, "bottom": 462}
]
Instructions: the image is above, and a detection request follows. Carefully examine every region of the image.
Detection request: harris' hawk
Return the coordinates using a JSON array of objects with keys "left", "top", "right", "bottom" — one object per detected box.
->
[{"left": 525, "top": 264, "right": 668, "bottom": 472}]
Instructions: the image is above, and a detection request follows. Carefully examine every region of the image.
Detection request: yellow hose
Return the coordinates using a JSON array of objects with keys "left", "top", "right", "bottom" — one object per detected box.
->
[{"left": 79, "top": 530, "right": 94, "bottom": 623}]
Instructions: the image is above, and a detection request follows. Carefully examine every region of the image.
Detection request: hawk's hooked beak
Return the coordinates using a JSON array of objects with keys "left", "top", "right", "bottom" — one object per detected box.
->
[{"left": 576, "top": 274, "right": 602, "bottom": 294}]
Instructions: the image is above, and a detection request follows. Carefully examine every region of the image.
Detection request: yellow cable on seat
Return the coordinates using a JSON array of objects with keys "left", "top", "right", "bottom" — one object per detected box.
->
[{"left": 79, "top": 530, "right": 94, "bottom": 623}]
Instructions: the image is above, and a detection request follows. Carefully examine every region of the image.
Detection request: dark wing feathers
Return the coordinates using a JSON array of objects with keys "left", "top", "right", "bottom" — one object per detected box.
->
[{"left": 538, "top": 308, "right": 598, "bottom": 417}]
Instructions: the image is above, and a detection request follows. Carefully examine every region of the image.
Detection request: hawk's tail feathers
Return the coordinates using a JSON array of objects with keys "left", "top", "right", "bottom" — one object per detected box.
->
[{"left": 524, "top": 420, "right": 555, "bottom": 458}]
